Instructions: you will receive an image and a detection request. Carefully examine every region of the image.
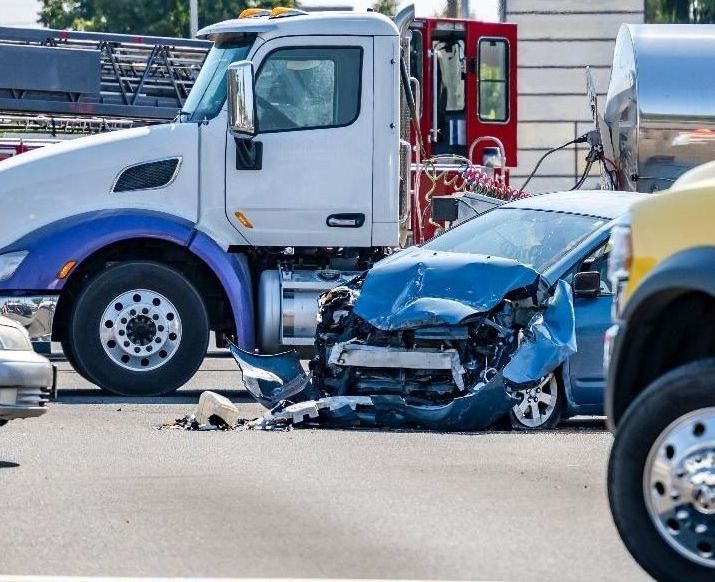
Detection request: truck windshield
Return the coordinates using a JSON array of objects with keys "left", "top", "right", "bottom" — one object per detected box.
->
[{"left": 183, "top": 41, "right": 253, "bottom": 123}]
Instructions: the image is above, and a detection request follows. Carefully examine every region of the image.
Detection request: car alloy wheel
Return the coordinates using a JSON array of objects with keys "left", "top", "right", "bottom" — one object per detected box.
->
[{"left": 510, "top": 373, "right": 559, "bottom": 429}]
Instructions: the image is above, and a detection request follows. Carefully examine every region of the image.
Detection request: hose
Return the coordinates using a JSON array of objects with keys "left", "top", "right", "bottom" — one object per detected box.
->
[{"left": 520, "top": 135, "right": 588, "bottom": 192}]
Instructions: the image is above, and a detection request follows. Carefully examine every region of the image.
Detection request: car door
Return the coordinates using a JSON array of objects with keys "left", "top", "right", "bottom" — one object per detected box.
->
[
  {"left": 224, "top": 36, "right": 374, "bottom": 248},
  {"left": 566, "top": 241, "right": 614, "bottom": 407}
]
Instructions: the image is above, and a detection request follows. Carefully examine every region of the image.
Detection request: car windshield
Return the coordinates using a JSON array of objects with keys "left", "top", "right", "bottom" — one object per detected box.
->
[
  {"left": 182, "top": 40, "right": 253, "bottom": 123},
  {"left": 423, "top": 207, "right": 606, "bottom": 272}
]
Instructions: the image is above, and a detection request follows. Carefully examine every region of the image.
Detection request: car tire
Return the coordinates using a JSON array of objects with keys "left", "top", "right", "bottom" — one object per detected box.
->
[
  {"left": 509, "top": 372, "right": 563, "bottom": 430},
  {"left": 608, "top": 358, "right": 715, "bottom": 582},
  {"left": 68, "top": 261, "right": 209, "bottom": 396}
]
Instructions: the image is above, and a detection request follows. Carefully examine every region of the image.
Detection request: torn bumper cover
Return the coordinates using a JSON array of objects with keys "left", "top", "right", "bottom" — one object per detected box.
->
[{"left": 231, "top": 249, "right": 577, "bottom": 431}]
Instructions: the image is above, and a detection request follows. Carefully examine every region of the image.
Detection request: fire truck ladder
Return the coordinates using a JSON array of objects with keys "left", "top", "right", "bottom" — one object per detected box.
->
[{"left": 0, "top": 27, "right": 211, "bottom": 134}]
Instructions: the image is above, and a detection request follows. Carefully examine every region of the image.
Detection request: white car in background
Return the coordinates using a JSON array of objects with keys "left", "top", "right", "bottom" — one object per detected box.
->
[{"left": 0, "top": 316, "right": 55, "bottom": 426}]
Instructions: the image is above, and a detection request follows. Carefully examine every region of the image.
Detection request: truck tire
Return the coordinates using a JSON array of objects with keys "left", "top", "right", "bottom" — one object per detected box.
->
[
  {"left": 608, "top": 358, "right": 715, "bottom": 582},
  {"left": 60, "top": 339, "right": 88, "bottom": 378},
  {"left": 68, "top": 261, "right": 209, "bottom": 396}
]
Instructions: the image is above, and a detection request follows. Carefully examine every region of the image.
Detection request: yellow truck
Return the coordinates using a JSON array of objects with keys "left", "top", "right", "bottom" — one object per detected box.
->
[{"left": 605, "top": 161, "right": 715, "bottom": 580}]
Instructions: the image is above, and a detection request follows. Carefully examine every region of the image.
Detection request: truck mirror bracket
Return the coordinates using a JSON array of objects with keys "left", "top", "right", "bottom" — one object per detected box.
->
[{"left": 235, "top": 138, "right": 262, "bottom": 171}]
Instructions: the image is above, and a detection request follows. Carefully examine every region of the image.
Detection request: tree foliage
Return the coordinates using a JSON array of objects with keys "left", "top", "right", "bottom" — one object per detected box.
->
[
  {"left": 372, "top": 0, "right": 397, "bottom": 16},
  {"left": 646, "top": 0, "right": 715, "bottom": 22},
  {"left": 38, "top": 0, "right": 297, "bottom": 37}
]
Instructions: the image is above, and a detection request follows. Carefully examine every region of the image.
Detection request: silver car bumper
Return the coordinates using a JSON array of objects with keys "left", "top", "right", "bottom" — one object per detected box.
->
[
  {"left": 0, "top": 296, "right": 57, "bottom": 342},
  {"left": 0, "top": 350, "right": 56, "bottom": 422}
]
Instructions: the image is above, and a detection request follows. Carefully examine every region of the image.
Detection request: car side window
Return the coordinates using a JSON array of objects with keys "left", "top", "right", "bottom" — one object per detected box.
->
[
  {"left": 563, "top": 241, "right": 613, "bottom": 295},
  {"left": 255, "top": 47, "right": 362, "bottom": 132}
]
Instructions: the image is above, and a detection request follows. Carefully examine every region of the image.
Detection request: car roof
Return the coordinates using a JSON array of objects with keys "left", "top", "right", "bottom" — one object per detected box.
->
[{"left": 502, "top": 190, "right": 647, "bottom": 219}]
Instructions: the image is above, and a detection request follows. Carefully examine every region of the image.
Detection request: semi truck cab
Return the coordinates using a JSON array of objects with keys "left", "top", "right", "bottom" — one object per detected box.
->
[{"left": 0, "top": 7, "right": 518, "bottom": 396}]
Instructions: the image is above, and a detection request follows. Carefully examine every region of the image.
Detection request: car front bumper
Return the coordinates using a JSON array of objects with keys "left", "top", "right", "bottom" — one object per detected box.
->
[
  {"left": 0, "top": 350, "right": 56, "bottom": 423},
  {"left": 0, "top": 295, "right": 57, "bottom": 342}
]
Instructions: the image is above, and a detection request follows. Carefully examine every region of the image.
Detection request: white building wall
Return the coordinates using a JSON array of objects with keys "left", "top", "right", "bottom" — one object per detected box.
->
[
  {"left": 504, "top": 0, "right": 644, "bottom": 193},
  {"left": 2, "top": 0, "right": 42, "bottom": 28}
]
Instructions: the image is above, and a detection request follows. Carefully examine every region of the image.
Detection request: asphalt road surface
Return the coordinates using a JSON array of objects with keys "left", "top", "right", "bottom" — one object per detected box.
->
[{"left": 0, "top": 355, "right": 649, "bottom": 581}]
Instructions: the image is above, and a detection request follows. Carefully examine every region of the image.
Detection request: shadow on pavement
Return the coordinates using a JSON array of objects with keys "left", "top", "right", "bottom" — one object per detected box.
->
[
  {"left": 0, "top": 461, "right": 20, "bottom": 469},
  {"left": 55, "top": 389, "right": 255, "bottom": 405},
  {"left": 262, "top": 416, "right": 608, "bottom": 436}
]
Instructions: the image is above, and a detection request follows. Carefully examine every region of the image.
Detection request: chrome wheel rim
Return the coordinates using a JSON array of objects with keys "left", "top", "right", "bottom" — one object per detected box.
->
[
  {"left": 99, "top": 289, "right": 181, "bottom": 372},
  {"left": 644, "top": 407, "right": 715, "bottom": 567},
  {"left": 511, "top": 374, "right": 557, "bottom": 428}
]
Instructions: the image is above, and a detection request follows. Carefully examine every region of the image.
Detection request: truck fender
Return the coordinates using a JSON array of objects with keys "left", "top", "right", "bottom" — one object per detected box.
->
[
  {"left": 0, "top": 209, "right": 193, "bottom": 291},
  {"left": 607, "top": 246, "right": 715, "bottom": 427},
  {"left": 0, "top": 209, "right": 255, "bottom": 350},
  {"left": 188, "top": 230, "right": 255, "bottom": 350},
  {"left": 624, "top": 246, "right": 715, "bottom": 323}
]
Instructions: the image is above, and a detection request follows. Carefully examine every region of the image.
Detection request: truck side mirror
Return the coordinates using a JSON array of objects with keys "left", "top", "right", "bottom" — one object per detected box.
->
[
  {"left": 227, "top": 61, "right": 256, "bottom": 137},
  {"left": 573, "top": 271, "right": 601, "bottom": 297}
]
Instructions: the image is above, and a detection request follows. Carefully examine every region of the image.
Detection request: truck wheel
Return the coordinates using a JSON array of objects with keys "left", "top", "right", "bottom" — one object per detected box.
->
[
  {"left": 69, "top": 261, "right": 209, "bottom": 396},
  {"left": 608, "top": 359, "right": 715, "bottom": 582},
  {"left": 509, "top": 372, "right": 562, "bottom": 430}
]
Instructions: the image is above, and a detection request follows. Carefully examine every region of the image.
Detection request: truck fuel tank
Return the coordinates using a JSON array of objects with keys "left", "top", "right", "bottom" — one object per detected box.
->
[
  {"left": 257, "top": 267, "right": 360, "bottom": 354},
  {"left": 604, "top": 24, "right": 715, "bottom": 193}
]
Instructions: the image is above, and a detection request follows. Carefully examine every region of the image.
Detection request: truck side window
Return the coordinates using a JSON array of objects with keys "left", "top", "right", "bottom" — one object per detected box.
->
[
  {"left": 410, "top": 30, "right": 423, "bottom": 113},
  {"left": 478, "top": 38, "right": 509, "bottom": 122},
  {"left": 255, "top": 47, "right": 362, "bottom": 132}
]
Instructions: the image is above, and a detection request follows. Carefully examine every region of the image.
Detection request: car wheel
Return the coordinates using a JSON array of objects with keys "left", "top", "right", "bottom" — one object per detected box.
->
[
  {"left": 608, "top": 358, "right": 715, "bottom": 582},
  {"left": 69, "top": 261, "right": 209, "bottom": 396},
  {"left": 509, "top": 372, "right": 562, "bottom": 430}
]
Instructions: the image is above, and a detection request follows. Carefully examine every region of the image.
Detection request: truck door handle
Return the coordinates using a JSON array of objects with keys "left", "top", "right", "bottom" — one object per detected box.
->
[{"left": 326, "top": 213, "right": 365, "bottom": 228}]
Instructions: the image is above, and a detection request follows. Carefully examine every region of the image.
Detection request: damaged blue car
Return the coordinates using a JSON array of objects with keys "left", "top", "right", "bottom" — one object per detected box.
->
[{"left": 232, "top": 190, "right": 644, "bottom": 431}]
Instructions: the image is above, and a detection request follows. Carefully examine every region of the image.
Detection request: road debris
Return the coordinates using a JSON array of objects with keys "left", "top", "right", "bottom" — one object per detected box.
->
[{"left": 195, "top": 390, "right": 241, "bottom": 426}]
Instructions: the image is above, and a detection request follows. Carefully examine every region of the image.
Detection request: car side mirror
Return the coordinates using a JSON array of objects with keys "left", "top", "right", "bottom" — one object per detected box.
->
[
  {"left": 573, "top": 271, "right": 601, "bottom": 297},
  {"left": 227, "top": 61, "right": 256, "bottom": 137}
]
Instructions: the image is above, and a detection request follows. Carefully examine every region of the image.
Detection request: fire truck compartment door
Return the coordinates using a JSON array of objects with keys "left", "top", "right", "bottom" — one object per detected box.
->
[{"left": 225, "top": 36, "right": 374, "bottom": 248}]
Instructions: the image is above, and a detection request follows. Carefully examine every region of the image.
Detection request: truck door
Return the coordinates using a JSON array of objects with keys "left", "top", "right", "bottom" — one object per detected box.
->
[
  {"left": 465, "top": 23, "right": 517, "bottom": 167},
  {"left": 225, "top": 36, "right": 374, "bottom": 248}
]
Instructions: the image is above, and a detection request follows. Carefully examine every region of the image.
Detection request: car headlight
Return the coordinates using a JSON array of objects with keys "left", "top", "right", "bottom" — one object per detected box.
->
[
  {"left": 0, "top": 251, "right": 29, "bottom": 282},
  {"left": 608, "top": 215, "right": 632, "bottom": 318}
]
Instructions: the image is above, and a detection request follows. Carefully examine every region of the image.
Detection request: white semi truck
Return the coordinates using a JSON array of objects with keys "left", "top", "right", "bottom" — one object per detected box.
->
[{"left": 0, "top": 7, "right": 520, "bottom": 396}]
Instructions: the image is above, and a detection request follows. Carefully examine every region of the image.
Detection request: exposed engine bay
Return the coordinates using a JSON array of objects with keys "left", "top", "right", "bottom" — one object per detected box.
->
[{"left": 231, "top": 249, "right": 577, "bottom": 431}]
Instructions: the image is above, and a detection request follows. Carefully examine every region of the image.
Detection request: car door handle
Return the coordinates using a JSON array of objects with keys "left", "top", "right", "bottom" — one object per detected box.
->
[{"left": 326, "top": 213, "right": 365, "bottom": 228}]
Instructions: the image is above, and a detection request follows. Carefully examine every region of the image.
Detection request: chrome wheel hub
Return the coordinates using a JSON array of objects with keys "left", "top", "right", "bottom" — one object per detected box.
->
[
  {"left": 644, "top": 408, "right": 715, "bottom": 566},
  {"left": 511, "top": 374, "right": 557, "bottom": 428},
  {"left": 99, "top": 289, "right": 181, "bottom": 372}
]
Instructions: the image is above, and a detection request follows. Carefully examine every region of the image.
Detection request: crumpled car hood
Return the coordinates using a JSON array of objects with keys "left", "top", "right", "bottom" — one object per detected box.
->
[{"left": 353, "top": 248, "right": 544, "bottom": 330}]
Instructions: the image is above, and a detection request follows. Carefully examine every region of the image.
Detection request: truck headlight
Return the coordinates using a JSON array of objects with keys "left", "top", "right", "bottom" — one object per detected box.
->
[
  {"left": 608, "top": 215, "right": 632, "bottom": 318},
  {"left": 0, "top": 251, "right": 29, "bottom": 282}
]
